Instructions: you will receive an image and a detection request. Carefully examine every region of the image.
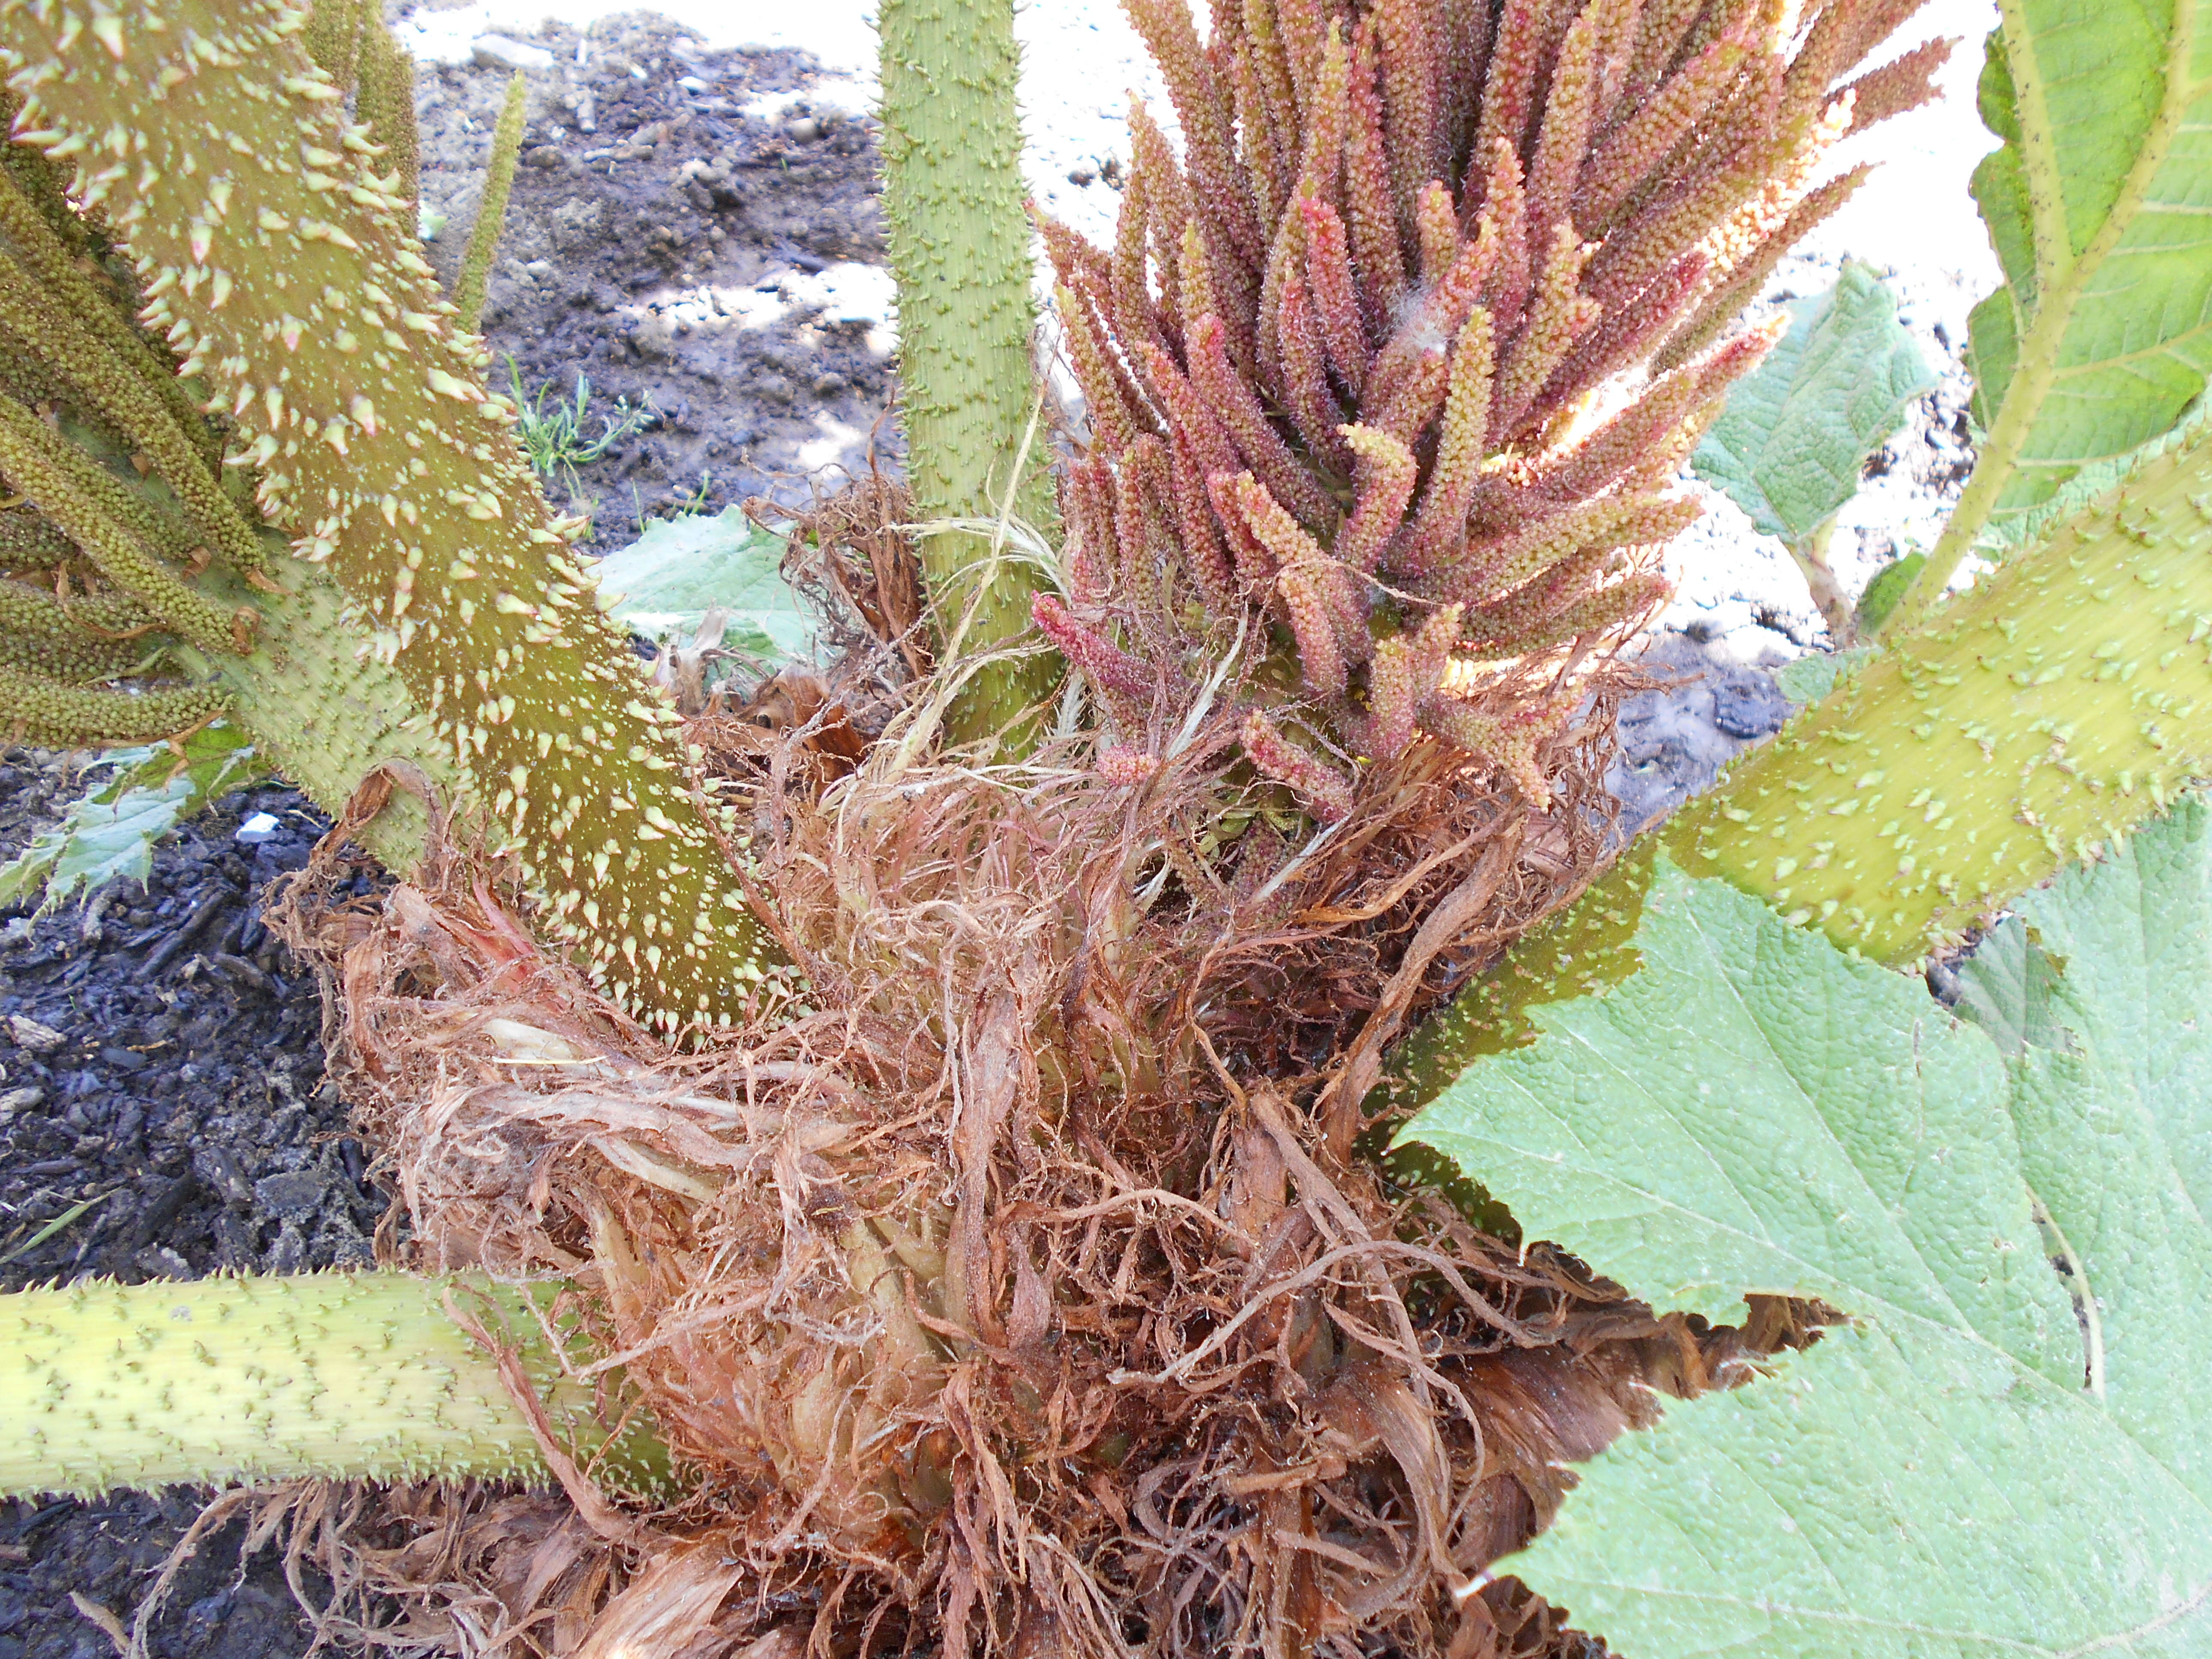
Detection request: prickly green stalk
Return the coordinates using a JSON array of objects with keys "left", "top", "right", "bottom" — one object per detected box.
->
[
  {"left": 0, "top": 163, "right": 217, "bottom": 470},
  {"left": 1667, "top": 422, "right": 2212, "bottom": 962},
  {"left": 1380, "top": 422, "right": 2212, "bottom": 1121},
  {"left": 0, "top": 220, "right": 260, "bottom": 571},
  {"left": 877, "top": 0, "right": 1058, "bottom": 746},
  {"left": 178, "top": 543, "right": 466, "bottom": 874},
  {"left": 351, "top": 6, "right": 416, "bottom": 207},
  {"left": 1, "top": 0, "right": 793, "bottom": 1033},
  {"left": 0, "top": 399, "right": 238, "bottom": 657},
  {"left": 452, "top": 70, "right": 524, "bottom": 335},
  {"left": 0, "top": 666, "right": 225, "bottom": 744},
  {"left": 0, "top": 1271, "right": 662, "bottom": 1499}
]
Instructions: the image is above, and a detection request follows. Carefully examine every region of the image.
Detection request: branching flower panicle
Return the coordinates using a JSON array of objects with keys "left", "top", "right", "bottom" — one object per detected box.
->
[{"left": 1046, "top": 0, "right": 1948, "bottom": 819}]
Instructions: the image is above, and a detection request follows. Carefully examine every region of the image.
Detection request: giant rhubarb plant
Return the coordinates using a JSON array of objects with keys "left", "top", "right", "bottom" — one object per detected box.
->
[
  {"left": 6, "top": 0, "right": 2211, "bottom": 1655},
  {"left": 1039, "top": 0, "right": 1952, "bottom": 814}
]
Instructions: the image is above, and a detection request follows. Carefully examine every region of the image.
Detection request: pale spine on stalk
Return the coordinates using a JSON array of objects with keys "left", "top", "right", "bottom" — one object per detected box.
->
[{"left": 0, "top": 0, "right": 791, "bottom": 1033}]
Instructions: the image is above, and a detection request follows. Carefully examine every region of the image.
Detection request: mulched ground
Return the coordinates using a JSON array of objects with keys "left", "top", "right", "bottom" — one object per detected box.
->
[{"left": 0, "top": 766, "right": 369, "bottom": 1657}]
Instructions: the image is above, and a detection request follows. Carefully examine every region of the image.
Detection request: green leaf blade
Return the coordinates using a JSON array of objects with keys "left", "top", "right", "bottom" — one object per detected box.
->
[
  {"left": 592, "top": 506, "right": 817, "bottom": 668},
  {"left": 0, "top": 725, "right": 262, "bottom": 912},
  {"left": 1397, "top": 812, "right": 2212, "bottom": 1656},
  {"left": 1691, "top": 263, "right": 1937, "bottom": 545},
  {"left": 1971, "top": 799, "right": 2212, "bottom": 1506},
  {"left": 1977, "top": 5, "right": 2212, "bottom": 525}
]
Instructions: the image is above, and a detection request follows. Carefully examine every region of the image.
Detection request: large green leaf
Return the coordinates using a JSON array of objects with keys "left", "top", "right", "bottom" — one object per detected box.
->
[
  {"left": 1963, "top": 1, "right": 2212, "bottom": 534},
  {"left": 1395, "top": 803, "right": 2212, "bottom": 1657},
  {"left": 0, "top": 725, "right": 263, "bottom": 912},
  {"left": 1691, "top": 262, "right": 1936, "bottom": 544},
  {"left": 592, "top": 506, "right": 817, "bottom": 668}
]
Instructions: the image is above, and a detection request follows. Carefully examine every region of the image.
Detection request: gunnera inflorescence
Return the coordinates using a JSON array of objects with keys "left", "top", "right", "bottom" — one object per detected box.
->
[{"left": 1040, "top": 0, "right": 1952, "bottom": 820}]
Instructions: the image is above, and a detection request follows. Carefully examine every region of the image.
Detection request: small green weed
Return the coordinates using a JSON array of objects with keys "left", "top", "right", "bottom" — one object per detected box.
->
[{"left": 507, "top": 358, "right": 655, "bottom": 513}]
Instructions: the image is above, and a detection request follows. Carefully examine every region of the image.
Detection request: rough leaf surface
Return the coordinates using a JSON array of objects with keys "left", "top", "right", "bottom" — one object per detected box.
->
[
  {"left": 594, "top": 506, "right": 816, "bottom": 667},
  {"left": 1967, "top": 0, "right": 2212, "bottom": 526},
  {"left": 1692, "top": 261, "right": 1935, "bottom": 543},
  {"left": 1397, "top": 803, "right": 2212, "bottom": 1656}
]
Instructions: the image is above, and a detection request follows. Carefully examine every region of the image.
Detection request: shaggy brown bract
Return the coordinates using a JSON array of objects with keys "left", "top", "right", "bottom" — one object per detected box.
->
[{"left": 261, "top": 0, "right": 1940, "bottom": 1650}]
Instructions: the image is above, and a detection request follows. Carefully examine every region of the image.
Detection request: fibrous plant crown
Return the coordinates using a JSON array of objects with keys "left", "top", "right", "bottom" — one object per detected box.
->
[{"left": 1043, "top": 0, "right": 1951, "bottom": 817}]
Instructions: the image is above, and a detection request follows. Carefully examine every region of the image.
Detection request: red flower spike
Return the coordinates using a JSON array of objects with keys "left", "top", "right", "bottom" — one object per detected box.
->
[
  {"left": 1275, "top": 0, "right": 1328, "bottom": 107},
  {"left": 1114, "top": 438, "right": 1167, "bottom": 586},
  {"left": 1124, "top": 0, "right": 1264, "bottom": 270},
  {"left": 1299, "top": 198, "right": 1369, "bottom": 398},
  {"left": 1419, "top": 698, "right": 1559, "bottom": 805},
  {"left": 1524, "top": 5, "right": 1599, "bottom": 248},
  {"left": 1584, "top": 0, "right": 1644, "bottom": 133},
  {"left": 1656, "top": 163, "right": 1871, "bottom": 371},
  {"left": 1475, "top": 142, "right": 1531, "bottom": 334},
  {"left": 1492, "top": 224, "right": 1601, "bottom": 440},
  {"left": 1167, "top": 426, "right": 1241, "bottom": 611},
  {"left": 1530, "top": 249, "right": 1707, "bottom": 425},
  {"left": 1620, "top": 0, "right": 1719, "bottom": 106},
  {"left": 1206, "top": 469, "right": 1283, "bottom": 590},
  {"left": 1229, "top": 32, "right": 1291, "bottom": 232},
  {"left": 1240, "top": 708, "right": 1356, "bottom": 822},
  {"left": 1839, "top": 36, "right": 1956, "bottom": 137},
  {"left": 1363, "top": 339, "right": 1452, "bottom": 454},
  {"left": 1416, "top": 180, "right": 1460, "bottom": 284},
  {"left": 1578, "top": 36, "right": 1749, "bottom": 231},
  {"left": 1276, "top": 272, "right": 1353, "bottom": 468},
  {"left": 1189, "top": 315, "right": 1336, "bottom": 531},
  {"left": 1111, "top": 164, "right": 1161, "bottom": 355},
  {"left": 1034, "top": 592, "right": 1155, "bottom": 703},
  {"left": 1040, "top": 0, "right": 1940, "bottom": 812},
  {"left": 1344, "top": 18, "right": 1407, "bottom": 328},
  {"left": 1375, "top": 0, "right": 1445, "bottom": 238},
  {"left": 1334, "top": 423, "right": 1418, "bottom": 574},
  {"left": 1366, "top": 602, "right": 1463, "bottom": 760},
  {"left": 1058, "top": 284, "right": 1140, "bottom": 456},
  {"left": 1440, "top": 0, "right": 1495, "bottom": 152},
  {"left": 1278, "top": 559, "right": 1351, "bottom": 696},
  {"left": 1474, "top": 0, "right": 1547, "bottom": 167},
  {"left": 1294, "top": 21, "right": 1352, "bottom": 207},
  {"left": 1398, "top": 309, "right": 1496, "bottom": 577}
]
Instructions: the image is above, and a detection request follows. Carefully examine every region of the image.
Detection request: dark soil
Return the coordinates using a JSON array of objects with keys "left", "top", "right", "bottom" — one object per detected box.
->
[
  {"left": 0, "top": 762, "right": 375, "bottom": 1657},
  {"left": 415, "top": 12, "right": 895, "bottom": 553}
]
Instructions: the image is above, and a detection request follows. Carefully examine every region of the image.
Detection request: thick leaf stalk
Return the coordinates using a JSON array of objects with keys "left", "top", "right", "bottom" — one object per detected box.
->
[
  {"left": 0, "top": 1271, "right": 662, "bottom": 1499},
  {"left": 0, "top": 0, "right": 792, "bottom": 1032},
  {"left": 1041, "top": 0, "right": 1948, "bottom": 814},
  {"left": 1888, "top": 0, "right": 2212, "bottom": 631},
  {"left": 178, "top": 544, "right": 465, "bottom": 874},
  {"left": 1382, "top": 419, "right": 2212, "bottom": 1120},
  {"left": 1671, "top": 420, "right": 2212, "bottom": 961},
  {"left": 877, "top": 0, "right": 1059, "bottom": 744}
]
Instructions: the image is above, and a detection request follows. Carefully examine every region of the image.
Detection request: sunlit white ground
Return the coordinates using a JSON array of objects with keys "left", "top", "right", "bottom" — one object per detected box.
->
[{"left": 396, "top": 0, "right": 2005, "bottom": 653}]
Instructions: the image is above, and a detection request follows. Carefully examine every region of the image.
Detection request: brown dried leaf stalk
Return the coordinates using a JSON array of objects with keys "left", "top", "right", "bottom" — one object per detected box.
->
[{"left": 1046, "top": 0, "right": 1949, "bottom": 820}]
